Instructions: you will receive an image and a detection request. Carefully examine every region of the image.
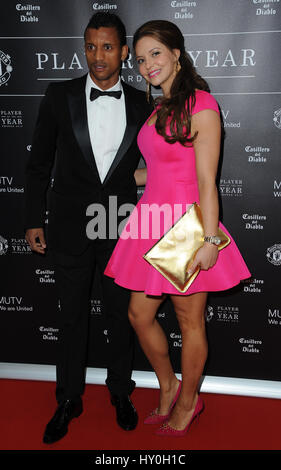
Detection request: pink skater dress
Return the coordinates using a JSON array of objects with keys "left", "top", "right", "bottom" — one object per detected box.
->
[{"left": 104, "top": 89, "right": 251, "bottom": 295}]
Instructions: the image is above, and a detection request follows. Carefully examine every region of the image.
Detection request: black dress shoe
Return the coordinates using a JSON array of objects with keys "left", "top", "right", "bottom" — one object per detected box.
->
[
  {"left": 111, "top": 395, "right": 138, "bottom": 431},
  {"left": 43, "top": 398, "right": 83, "bottom": 444}
]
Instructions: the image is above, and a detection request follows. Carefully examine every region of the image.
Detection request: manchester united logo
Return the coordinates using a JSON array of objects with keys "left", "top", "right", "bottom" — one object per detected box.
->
[
  {"left": 0, "top": 235, "right": 8, "bottom": 255},
  {"left": 273, "top": 108, "right": 281, "bottom": 130},
  {"left": 0, "top": 50, "right": 13, "bottom": 86},
  {"left": 267, "top": 244, "right": 281, "bottom": 266}
]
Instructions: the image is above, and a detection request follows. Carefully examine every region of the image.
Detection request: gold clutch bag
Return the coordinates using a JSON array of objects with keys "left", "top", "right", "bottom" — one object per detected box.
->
[{"left": 143, "top": 202, "right": 231, "bottom": 293}]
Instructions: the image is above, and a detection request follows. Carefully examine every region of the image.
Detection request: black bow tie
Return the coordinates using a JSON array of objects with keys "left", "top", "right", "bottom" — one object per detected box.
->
[{"left": 90, "top": 88, "right": 122, "bottom": 101}]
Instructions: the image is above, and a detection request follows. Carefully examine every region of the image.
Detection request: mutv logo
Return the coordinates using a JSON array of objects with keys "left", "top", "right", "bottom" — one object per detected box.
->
[
  {"left": 268, "top": 309, "right": 281, "bottom": 326},
  {"left": 273, "top": 180, "right": 281, "bottom": 197}
]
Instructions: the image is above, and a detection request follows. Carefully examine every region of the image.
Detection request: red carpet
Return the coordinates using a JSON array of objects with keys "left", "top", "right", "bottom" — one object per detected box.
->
[{"left": 0, "top": 378, "right": 280, "bottom": 455}]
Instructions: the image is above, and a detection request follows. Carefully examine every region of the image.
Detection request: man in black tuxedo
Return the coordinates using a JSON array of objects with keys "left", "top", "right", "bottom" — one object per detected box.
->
[{"left": 25, "top": 12, "right": 152, "bottom": 444}]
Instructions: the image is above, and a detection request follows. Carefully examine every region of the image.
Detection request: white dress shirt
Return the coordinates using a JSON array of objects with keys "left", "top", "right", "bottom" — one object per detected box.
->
[{"left": 85, "top": 74, "right": 126, "bottom": 183}]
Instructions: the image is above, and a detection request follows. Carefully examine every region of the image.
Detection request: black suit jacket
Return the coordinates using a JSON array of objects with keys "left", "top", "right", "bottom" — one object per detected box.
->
[{"left": 24, "top": 75, "right": 152, "bottom": 255}]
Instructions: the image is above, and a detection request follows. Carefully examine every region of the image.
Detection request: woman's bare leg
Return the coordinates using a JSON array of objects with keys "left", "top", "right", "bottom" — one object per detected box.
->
[
  {"left": 129, "top": 291, "right": 180, "bottom": 415},
  {"left": 167, "top": 291, "right": 208, "bottom": 430}
]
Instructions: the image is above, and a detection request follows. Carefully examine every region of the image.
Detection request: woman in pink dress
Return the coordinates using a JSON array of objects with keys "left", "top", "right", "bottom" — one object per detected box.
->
[{"left": 105, "top": 20, "right": 251, "bottom": 436}]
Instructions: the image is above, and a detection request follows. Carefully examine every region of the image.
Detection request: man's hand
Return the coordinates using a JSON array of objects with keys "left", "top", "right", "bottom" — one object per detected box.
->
[{"left": 25, "top": 228, "right": 47, "bottom": 254}]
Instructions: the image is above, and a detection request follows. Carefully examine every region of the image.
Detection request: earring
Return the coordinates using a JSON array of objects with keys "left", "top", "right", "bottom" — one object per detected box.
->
[
  {"left": 146, "top": 80, "right": 151, "bottom": 103},
  {"left": 175, "top": 60, "right": 181, "bottom": 73}
]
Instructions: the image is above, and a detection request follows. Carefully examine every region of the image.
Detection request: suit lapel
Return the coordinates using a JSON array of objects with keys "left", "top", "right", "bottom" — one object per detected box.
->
[
  {"left": 67, "top": 77, "right": 141, "bottom": 185},
  {"left": 67, "top": 75, "right": 101, "bottom": 183},
  {"left": 102, "top": 82, "right": 139, "bottom": 185}
]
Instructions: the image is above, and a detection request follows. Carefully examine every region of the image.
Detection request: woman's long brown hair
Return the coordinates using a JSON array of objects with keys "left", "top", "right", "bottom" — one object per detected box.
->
[{"left": 133, "top": 20, "right": 210, "bottom": 146}]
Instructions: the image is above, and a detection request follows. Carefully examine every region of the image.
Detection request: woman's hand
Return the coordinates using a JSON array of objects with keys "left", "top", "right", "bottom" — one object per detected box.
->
[
  {"left": 188, "top": 242, "right": 219, "bottom": 275},
  {"left": 134, "top": 168, "right": 147, "bottom": 186}
]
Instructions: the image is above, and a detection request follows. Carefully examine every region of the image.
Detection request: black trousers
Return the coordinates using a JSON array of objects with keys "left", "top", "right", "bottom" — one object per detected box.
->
[{"left": 51, "top": 239, "right": 135, "bottom": 403}]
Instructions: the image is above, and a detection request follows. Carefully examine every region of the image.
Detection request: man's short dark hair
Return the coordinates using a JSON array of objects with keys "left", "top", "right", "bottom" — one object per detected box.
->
[{"left": 84, "top": 12, "right": 127, "bottom": 47}]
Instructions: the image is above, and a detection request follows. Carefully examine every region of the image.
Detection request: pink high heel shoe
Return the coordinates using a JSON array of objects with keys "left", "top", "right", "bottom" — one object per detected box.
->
[
  {"left": 144, "top": 380, "right": 182, "bottom": 425},
  {"left": 155, "top": 395, "right": 204, "bottom": 437}
]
